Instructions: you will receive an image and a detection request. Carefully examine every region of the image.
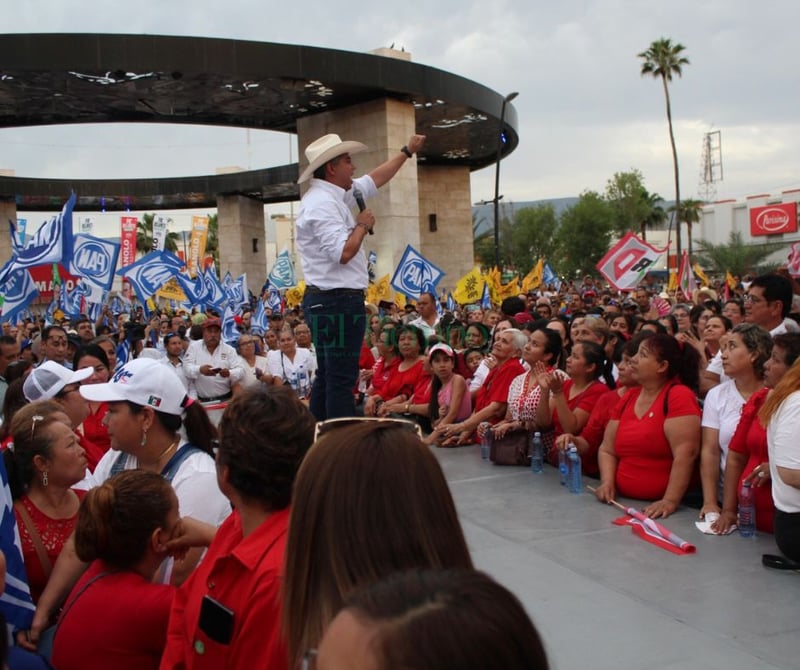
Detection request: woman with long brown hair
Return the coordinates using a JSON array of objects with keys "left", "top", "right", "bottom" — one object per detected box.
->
[{"left": 281, "top": 420, "right": 473, "bottom": 668}]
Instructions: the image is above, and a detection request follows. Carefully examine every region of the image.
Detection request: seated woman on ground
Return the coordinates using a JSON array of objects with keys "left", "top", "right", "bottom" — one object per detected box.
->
[
  {"left": 593, "top": 333, "right": 701, "bottom": 518},
  {"left": 281, "top": 420, "right": 474, "bottom": 669},
  {"left": 439, "top": 328, "right": 527, "bottom": 446},
  {"left": 535, "top": 340, "right": 614, "bottom": 466},
  {"left": 556, "top": 332, "right": 651, "bottom": 476},
  {"left": 700, "top": 324, "right": 771, "bottom": 523},
  {"left": 5, "top": 402, "right": 87, "bottom": 605},
  {"left": 364, "top": 326, "right": 428, "bottom": 417},
  {"left": 468, "top": 319, "right": 515, "bottom": 394},
  {"left": 51, "top": 470, "right": 179, "bottom": 670},
  {"left": 361, "top": 324, "right": 400, "bottom": 416},
  {"left": 712, "top": 333, "right": 800, "bottom": 535},
  {"left": 491, "top": 328, "right": 563, "bottom": 442},
  {"left": 422, "top": 344, "right": 471, "bottom": 446},
  {"left": 314, "top": 569, "right": 549, "bottom": 670}
]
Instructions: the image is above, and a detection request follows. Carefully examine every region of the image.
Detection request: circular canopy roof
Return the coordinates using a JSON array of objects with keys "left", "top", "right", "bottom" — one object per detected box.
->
[{"left": 0, "top": 33, "right": 518, "bottom": 211}]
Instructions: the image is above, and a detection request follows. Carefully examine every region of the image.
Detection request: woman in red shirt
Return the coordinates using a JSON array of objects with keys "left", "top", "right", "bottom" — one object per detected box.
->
[
  {"left": 594, "top": 333, "right": 702, "bottom": 519},
  {"left": 440, "top": 328, "right": 527, "bottom": 445},
  {"left": 712, "top": 333, "right": 800, "bottom": 534},
  {"left": 5, "top": 401, "right": 88, "bottom": 604},
  {"left": 73, "top": 345, "right": 113, "bottom": 470},
  {"left": 535, "top": 341, "right": 613, "bottom": 466},
  {"left": 51, "top": 470, "right": 178, "bottom": 670},
  {"left": 366, "top": 326, "right": 429, "bottom": 417}
]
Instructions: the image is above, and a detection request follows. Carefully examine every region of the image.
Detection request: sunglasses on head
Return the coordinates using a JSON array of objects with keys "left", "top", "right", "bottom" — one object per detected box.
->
[{"left": 313, "top": 417, "right": 423, "bottom": 441}]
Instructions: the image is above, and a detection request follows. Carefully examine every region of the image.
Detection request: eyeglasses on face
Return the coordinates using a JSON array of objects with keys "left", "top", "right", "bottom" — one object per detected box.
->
[
  {"left": 313, "top": 417, "right": 423, "bottom": 442},
  {"left": 743, "top": 293, "right": 768, "bottom": 304}
]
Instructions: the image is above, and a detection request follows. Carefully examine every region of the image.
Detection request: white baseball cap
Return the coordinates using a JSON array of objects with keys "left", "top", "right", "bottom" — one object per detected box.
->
[
  {"left": 80, "top": 358, "right": 188, "bottom": 415},
  {"left": 24, "top": 361, "right": 94, "bottom": 402}
]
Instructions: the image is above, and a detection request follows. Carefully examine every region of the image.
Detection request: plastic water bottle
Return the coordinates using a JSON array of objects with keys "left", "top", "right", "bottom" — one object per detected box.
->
[
  {"left": 530, "top": 431, "right": 544, "bottom": 473},
  {"left": 559, "top": 446, "right": 569, "bottom": 485},
  {"left": 567, "top": 446, "right": 582, "bottom": 494},
  {"left": 738, "top": 481, "right": 756, "bottom": 537},
  {"left": 479, "top": 422, "right": 492, "bottom": 460}
]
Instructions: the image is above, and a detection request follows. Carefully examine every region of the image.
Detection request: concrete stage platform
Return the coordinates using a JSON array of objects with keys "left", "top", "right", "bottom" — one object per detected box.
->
[{"left": 434, "top": 446, "right": 798, "bottom": 670}]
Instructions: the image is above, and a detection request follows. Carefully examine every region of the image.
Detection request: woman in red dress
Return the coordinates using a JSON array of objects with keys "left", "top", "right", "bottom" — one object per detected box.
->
[
  {"left": 594, "top": 333, "right": 702, "bottom": 519},
  {"left": 74, "top": 344, "right": 113, "bottom": 470}
]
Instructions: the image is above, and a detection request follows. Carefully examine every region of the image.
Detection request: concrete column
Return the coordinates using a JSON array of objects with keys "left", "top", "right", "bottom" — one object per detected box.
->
[
  {"left": 0, "top": 199, "right": 17, "bottom": 267},
  {"left": 417, "top": 165, "right": 475, "bottom": 293},
  {"left": 297, "top": 98, "right": 420, "bottom": 283},
  {"left": 215, "top": 195, "right": 266, "bottom": 297}
]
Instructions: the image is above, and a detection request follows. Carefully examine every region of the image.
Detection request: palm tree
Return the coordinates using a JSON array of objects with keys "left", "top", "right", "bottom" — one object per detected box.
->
[
  {"left": 670, "top": 198, "right": 704, "bottom": 257},
  {"left": 135, "top": 213, "right": 179, "bottom": 255},
  {"left": 695, "top": 232, "right": 783, "bottom": 277},
  {"left": 639, "top": 188, "right": 667, "bottom": 241},
  {"left": 206, "top": 213, "right": 220, "bottom": 270},
  {"left": 639, "top": 38, "right": 690, "bottom": 264}
]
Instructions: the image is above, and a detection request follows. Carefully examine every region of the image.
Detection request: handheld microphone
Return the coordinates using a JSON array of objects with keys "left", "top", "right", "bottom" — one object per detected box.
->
[{"left": 353, "top": 187, "right": 374, "bottom": 234}]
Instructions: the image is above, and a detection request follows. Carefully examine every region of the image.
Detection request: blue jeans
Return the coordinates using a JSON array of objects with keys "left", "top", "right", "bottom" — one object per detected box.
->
[{"left": 303, "top": 290, "right": 366, "bottom": 420}]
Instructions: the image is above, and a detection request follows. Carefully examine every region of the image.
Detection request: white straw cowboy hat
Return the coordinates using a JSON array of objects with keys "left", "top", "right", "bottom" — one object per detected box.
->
[{"left": 297, "top": 133, "right": 368, "bottom": 184}]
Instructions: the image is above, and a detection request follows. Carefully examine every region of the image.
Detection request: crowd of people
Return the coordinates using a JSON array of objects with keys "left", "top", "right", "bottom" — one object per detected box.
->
[{"left": 1, "top": 267, "right": 800, "bottom": 667}]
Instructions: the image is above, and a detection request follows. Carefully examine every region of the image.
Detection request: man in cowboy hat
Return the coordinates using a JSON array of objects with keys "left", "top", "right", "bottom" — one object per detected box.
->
[{"left": 296, "top": 131, "right": 425, "bottom": 419}]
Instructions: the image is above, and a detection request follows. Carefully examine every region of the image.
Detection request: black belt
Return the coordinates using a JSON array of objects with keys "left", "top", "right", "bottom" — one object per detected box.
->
[
  {"left": 198, "top": 392, "right": 233, "bottom": 403},
  {"left": 305, "top": 285, "right": 365, "bottom": 297}
]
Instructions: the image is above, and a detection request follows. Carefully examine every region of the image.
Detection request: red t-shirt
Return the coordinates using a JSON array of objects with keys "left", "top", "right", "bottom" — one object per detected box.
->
[
  {"left": 80, "top": 402, "right": 111, "bottom": 469},
  {"left": 562, "top": 388, "right": 625, "bottom": 475},
  {"left": 160, "top": 508, "right": 290, "bottom": 670},
  {"left": 52, "top": 560, "right": 174, "bottom": 670},
  {"left": 611, "top": 383, "right": 700, "bottom": 500},
  {"left": 546, "top": 379, "right": 612, "bottom": 468},
  {"left": 473, "top": 359, "right": 526, "bottom": 422},
  {"left": 380, "top": 359, "right": 428, "bottom": 401},
  {"left": 728, "top": 387, "right": 774, "bottom": 533},
  {"left": 370, "top": 356, "right": 400, "bottom": 397}
]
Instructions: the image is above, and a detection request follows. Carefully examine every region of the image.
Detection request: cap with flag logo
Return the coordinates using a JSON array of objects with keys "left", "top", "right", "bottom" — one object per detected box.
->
[{"left": 79, "top": 358, "right": 189, "bottom": 415}]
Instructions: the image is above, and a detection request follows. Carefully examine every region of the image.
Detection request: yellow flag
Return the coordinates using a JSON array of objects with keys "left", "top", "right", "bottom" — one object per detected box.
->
[
  {"left": 285, "top": 280, "right": 306, "bottom": 309},
  {"left": 374, "top": 274, "right": 391, "bottom": 302},
  {"left": 156, "top": 277, "right": 188, "bottom": 302},
  {"left": 725, "top": 271, "right": 737, "bottom": 290},
  {"left": 497, "top": 277, "right": 521, "bottom": 301},
  {"left": 521, "top": 259, "right": 544, "bottom": 294},
  {"left": 668, "top": 270, "right": 678, "bottom": 292},
  {"left": 693, "top": 263, "right": 709, "bottom": 287},
  {"left": 453, "top": 267, "right": 484, "bottom": 305},
  {"left": 394, "top": 291, "right": 407, "bottom": 309}
]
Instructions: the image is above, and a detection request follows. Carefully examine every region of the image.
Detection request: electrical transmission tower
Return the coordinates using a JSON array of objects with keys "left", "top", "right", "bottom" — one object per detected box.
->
[{"left": 698, "top": 130, "right": 723, "bottom": 202}]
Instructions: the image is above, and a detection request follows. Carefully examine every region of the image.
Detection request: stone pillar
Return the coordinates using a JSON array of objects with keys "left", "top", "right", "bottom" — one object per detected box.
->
[
  {"left": 297, "top": 98, "right": 420, "bottom": 283},
  {"left": 0, "top": 199, "right": 17, "bottom": 267},
  {"left": 215, "top": 195, "right": 266, "bottom": 297},
  {"left": 417, "top": 165, "right": 474, "bottom": 293}
]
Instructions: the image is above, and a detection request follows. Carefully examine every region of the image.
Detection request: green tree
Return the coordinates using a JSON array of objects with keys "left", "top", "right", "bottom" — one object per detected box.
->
[
  {"left": 556, "top": 191, "right": 614, "bottom": 276},
  {"left": 509, "top": 204, "right": 560, "bottom": 273},
  {"left": 639, "top": 38, "right": 690, "bottom": 259},
  {"left": 694, "top": 232, "right": 783, "bottom": 277},
  {"left": 670, "top": 198, "right": 704, "bottom": 257},
  {"left": 605, "top": 169, "right": 650, "bottom": 235},
  {"left": 136, "top": 213, "right": 179, "bottom": 256},
  {"left": 473, "top": 202, "right": 514, "bottom": 270},
  {"left": 206, "top": 213, "right": 220, "bottom": 270},
  {"left": 639, "top": 188, "right": 668, "bottom": 241}
]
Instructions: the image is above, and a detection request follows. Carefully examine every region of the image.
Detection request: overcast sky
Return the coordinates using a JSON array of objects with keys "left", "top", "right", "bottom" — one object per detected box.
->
[{"left": 3, "top": 0, "right": 799, "bottom": 230}]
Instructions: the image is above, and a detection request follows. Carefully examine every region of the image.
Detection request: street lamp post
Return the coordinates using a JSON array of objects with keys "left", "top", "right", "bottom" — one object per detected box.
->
[{"left": 493, "top": 91, "right": 519, "bottom": 270}]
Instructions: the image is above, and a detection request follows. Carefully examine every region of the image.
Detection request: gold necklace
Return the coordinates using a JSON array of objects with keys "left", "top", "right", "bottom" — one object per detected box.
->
[{"left": 155, "top": 439, "right": 179, "bottom": 462}]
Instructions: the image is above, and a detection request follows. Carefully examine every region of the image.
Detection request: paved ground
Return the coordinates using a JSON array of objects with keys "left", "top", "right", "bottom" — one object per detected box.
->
[{"left": 434, "top": 446, "right": 798, "bottom": 670}]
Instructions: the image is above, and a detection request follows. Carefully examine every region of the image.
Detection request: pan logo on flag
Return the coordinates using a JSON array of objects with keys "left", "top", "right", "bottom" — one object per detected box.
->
[
  {"left": 2, "top": 269, "right": 26, "bottom": 300},
  {"left": 73, "top": 241, "right": 111, "bottom": 278},
  {"left": 139, "top": 265, "right": 176, "bottom": 295},
  {"left": 390, "top": 245, "right": 445, "bottom": 299}
]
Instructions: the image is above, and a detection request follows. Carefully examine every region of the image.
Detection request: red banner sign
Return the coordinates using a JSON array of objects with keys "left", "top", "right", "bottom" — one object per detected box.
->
[
  {"left": 749, "top": 202, "right": 798, "bottom": 236},
  {"left": 27, "top": 264, "right": 79, "bottom": 301},
  {"left": 120, "top": 216, "right": 138, "bottom": 268}
]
